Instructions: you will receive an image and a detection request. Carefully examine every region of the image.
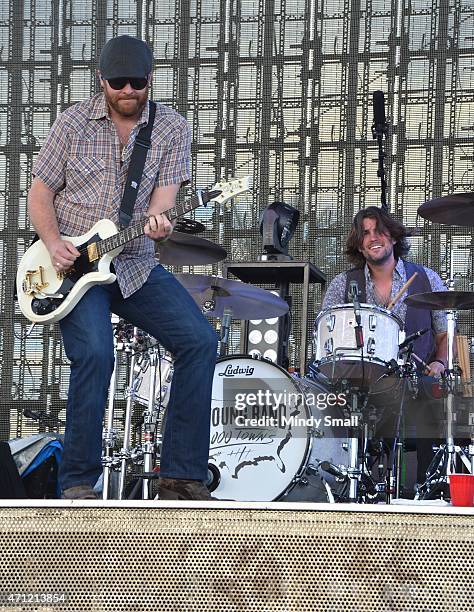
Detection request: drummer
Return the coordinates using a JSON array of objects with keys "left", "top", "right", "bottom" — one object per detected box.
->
[{"left": 319, "top": 206, "right": 448, "bottom": 487}]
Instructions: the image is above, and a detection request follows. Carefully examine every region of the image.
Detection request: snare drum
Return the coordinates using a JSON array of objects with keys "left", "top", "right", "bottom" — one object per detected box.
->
[
  {"left": 208, "top": 355, "right": 312, "bottom": 501},
  {"left": 313, "top": 304, "right": 403, "bottom": 389}
]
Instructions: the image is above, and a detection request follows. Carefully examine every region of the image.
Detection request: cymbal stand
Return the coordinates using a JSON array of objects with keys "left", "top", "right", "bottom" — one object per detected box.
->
[
  {"left": 102, "top": 315, "right": 120, "bottom": 500},
  {"left": 142, "top": 348, "right": 159, "bottom": 500},
  {"left": 417, "top": 262, "right": 473, "bottom": 499},
  {"left": 346, "top": 390, "right": 363, "bottom": 502},
  {"left": 117, "top": 327, "right": 139, "bottom": 500},
  {"left": 439, "top": 269, "right": 473, "bottom": 474}
]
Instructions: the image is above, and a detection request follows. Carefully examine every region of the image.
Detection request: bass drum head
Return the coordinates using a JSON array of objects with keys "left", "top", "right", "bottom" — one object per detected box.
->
[
  {"left": 283, "top": 375, "right": 350, "bottom": 503},
  {"left": 209, "top": 356, "right": 311, "bottom": 501}
]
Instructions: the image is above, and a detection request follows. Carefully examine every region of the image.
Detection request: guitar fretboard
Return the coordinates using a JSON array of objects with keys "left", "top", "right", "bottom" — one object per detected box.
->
[{"left": 96, "top": 192, "right": 212, "bottom": 257}]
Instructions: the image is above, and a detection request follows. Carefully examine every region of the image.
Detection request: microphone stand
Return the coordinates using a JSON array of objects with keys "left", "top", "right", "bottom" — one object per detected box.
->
[{"left": 372, "top": 117, "right": 388, "bottom": 212}]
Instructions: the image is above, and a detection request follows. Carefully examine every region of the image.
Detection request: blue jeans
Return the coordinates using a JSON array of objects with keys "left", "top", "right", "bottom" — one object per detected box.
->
[{"left": 58, "top": 265, "right": 218, "bottom": 491}]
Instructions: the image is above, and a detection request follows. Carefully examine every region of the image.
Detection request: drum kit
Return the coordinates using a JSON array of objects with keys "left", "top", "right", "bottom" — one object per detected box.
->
[{"left": 101, "top": 193, "right": 474, "bottom": 503}]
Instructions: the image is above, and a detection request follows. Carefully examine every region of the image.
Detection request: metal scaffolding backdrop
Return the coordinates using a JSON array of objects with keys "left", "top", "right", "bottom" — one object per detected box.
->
[{"left": 0, "top": 0, "right": 473, "bottom": 441}]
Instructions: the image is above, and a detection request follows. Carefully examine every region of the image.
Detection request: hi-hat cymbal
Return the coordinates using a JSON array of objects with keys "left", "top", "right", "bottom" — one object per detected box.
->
[
  {"left": 175, "top": 273, "right": 289, "bottom": 319},
  {"left": 156, "top": 232, "right": 227, "bottom": 266},
  {"left": 405, "top": 291, "right": 474, "bottom": 310},
  {"left": 417, "top": 193, "right": 474, "bottom": 226}
]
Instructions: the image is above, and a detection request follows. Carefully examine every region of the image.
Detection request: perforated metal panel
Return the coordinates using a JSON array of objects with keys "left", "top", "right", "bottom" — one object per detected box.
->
[
  {"left": 1, "top": 0, "right": 474, "bottom": 445},
  {"left": 0, "top": 506, "right": 473, "bottom": 611}
]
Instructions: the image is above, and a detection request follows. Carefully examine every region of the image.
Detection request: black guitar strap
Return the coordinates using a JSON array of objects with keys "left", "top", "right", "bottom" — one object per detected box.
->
[{"left": 119, "top": 100, "right": 157, "bottom": 228}]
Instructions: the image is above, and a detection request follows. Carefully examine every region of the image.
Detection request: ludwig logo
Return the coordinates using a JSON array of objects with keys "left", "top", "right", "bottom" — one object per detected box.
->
[{"left": 218, "top": 364, "right": 255, "bottom": 377}]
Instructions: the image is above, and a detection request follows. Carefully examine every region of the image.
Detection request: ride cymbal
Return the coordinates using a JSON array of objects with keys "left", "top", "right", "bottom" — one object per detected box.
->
[
  {"left": 405, "top": 291, "right": 474, "bottom": 311},
  {"left": 175, "top": 273, "right": 289, "bottom": 319},
  {"left": 417, "top": 193, "right": 474, "bottom": 227}
]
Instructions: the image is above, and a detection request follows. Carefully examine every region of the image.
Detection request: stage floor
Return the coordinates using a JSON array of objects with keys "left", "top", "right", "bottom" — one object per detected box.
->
[
  {"left": 1, "top": 499, "right": 472, "bottom": 611},
  {"left": 1, "top": 498, "right": 473, "bottom": 514}
]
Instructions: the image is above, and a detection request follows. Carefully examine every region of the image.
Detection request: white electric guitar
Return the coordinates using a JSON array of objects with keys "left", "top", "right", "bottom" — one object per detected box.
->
[{"left": 17, "top": 176, "right": 251, "bottom": 324}]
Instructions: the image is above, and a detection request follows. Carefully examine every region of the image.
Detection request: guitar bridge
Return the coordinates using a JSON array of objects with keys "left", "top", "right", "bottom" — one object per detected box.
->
[{"left": 22, "top": 267, "right": 49, "bottom": 296}]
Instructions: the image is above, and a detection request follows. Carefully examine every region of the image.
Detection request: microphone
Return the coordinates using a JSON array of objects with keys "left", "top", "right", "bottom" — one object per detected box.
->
[
  {"left": 398, "top": 328, "right": 429, "bottom": 351},
  {"left": 220, "top": 308, "right": 232, "bottom": 343},
  {"left": 349, "top": 281, "right": 361, "bottom": 322},
  {"left": 319, "top": 461, "right": 347, "bottom": 480},
  {"left": 349, "top": 280, "right": 364, "bottom": 348},
  {"left": 372, "top": 90, "right": 388, "bottom": 138},
  {"left": 219, "top": 307, "right": 232, "bottom": 357},
  {"left": 384, "top": 358, "right": 400, "bottom": 376}
]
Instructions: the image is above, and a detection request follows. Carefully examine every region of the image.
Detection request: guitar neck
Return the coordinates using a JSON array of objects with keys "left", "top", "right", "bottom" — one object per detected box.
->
[{"left": 96, "top": 192, "right": 204, "bottom": 256}]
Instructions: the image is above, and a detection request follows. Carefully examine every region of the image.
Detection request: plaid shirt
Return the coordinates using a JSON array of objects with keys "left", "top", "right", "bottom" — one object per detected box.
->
[{"left": 32, "top": 92, "right": 191, "bottom": 297}]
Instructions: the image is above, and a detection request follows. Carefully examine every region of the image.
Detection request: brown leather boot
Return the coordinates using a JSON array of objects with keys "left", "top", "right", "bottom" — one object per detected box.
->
[
  {"left": 61, "top": 485, "right": 98, "bottom": 500},
  {"left": 158, "top": 477, "right": 217, "bottom": 500}
]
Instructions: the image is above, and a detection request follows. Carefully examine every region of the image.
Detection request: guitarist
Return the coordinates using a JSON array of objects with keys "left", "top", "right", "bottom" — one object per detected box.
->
[{"left": 27, "top": 35, "right": 218, "bottom": 500}]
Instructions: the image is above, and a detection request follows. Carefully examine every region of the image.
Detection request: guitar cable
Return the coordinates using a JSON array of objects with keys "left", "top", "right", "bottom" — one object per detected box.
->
[{"left": 13, "top": 322, "right": 36, "bottom": 340}]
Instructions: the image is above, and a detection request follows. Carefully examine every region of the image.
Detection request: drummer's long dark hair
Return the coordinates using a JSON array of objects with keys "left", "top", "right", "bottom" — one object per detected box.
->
[{"left": 345, "top": 206, "right": 410, "bottom": 267}]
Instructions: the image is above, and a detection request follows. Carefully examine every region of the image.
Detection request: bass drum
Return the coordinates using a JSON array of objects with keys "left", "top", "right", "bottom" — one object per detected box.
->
[
  {"left": 208, "top": 356, "right": 312, "bottom": 501},
  {"left": 282, "top": 374, "right": 350, "bottom": 503}
]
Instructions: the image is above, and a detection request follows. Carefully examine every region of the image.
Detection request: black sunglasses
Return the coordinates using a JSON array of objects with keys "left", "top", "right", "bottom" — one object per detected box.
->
[{"left": 107, "top": 77, "right": 149, "bottom": 91}]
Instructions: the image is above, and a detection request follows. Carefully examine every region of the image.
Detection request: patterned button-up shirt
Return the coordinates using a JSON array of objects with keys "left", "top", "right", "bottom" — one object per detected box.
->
[
  {"left": 32, "top": 92, "right": 191, "bottom": 298},
  {"left": 320, "top": 258, "right": 448, "bottom": 333}
]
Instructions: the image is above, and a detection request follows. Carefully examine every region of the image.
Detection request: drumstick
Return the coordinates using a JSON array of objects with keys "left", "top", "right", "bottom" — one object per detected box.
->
[
  {"left": 387, "top": 272, "right": 418, "bottom": 310},
  {"left": 411, "top": 352, "right": 429, "bottom": 370}
]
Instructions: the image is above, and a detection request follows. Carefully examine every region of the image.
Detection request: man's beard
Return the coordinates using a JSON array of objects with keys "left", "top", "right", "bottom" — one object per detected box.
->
[
  {"left": 105, "top": 88, "right": 148, "bottom": 118},
  {"left": 365, "top": 245, "right": 394, "bottom": 266}
]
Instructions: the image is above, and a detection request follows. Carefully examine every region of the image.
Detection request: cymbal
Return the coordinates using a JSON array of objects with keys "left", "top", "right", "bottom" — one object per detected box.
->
[
  {"left": 156, "top": 232, "right": 227, "bottom": 266},
  {"left": 405, "top": 291, "right": 474, "bottom": 310},
  {"left": 175, "top": 273, "right": 289, "bottom": 319},
  {"left": 174, "top": 218, "right": 206, "bottom": 234},
  {"left": 417, "top": 193, "right": 474, "bottom": 226}
]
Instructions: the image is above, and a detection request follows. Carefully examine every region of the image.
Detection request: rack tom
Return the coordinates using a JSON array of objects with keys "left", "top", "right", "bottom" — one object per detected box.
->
[{"left": 313, "top": 303, "right": 403, "bottom": 390}]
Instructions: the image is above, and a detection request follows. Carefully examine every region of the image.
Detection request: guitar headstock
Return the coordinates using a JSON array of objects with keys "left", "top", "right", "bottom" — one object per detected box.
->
[{"left": 207, "top": 176, "right": 252, "bottom": 205}]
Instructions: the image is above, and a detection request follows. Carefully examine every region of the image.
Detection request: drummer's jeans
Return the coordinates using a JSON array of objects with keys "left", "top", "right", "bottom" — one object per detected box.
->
[{"left": 58, "top": 264, "right": 218, "bottom": 492}]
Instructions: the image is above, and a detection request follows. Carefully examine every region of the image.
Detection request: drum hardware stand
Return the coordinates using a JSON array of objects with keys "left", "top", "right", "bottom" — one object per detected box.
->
[
  {"left": 141, "top": 348, "right": 160, "bottom": 500},
  {"left": 344, "top": 389, "right": 365, "bottom": 502},
  {"left": 102, "top": 316, "right": 121, "bottom": 500},
  {"left": 417, "top": 268, "right": 473, "bottom": 500},
  {"left": 117, "top": 327, "right": 139, "bottom": 500},
  {"left": 359, "top": 357, "right": 412, "bottom": 504},
  {"left": 384, "top": 349, "right": 420, "bottom": 502}
]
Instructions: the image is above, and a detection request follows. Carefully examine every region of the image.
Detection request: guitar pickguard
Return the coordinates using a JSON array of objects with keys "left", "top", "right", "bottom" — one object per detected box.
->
[{"left": 30, "top": 235, "right": 101, "bottom": 317}]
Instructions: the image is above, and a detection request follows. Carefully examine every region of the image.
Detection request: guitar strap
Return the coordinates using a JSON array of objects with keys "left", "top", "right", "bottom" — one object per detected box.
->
[{"left": 119, "top": 100, "right": 157, "bottom": 228}]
